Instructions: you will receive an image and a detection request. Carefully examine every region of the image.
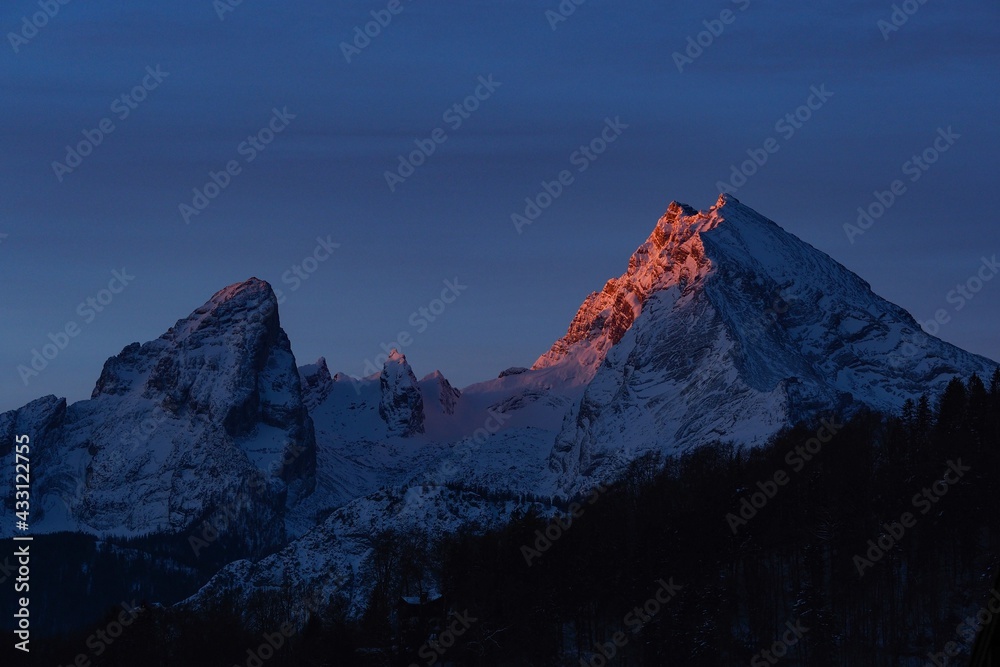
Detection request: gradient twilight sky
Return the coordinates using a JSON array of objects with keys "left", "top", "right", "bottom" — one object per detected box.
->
[{"left": 1, "top": 1, "right": 998, "bottom": 411}]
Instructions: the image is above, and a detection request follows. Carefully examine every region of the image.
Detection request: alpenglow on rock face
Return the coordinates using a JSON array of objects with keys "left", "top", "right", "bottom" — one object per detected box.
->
[
  {"left": 3, "top": 196, "right": 994, "bottom": 628},
  {"left": 4, "top": 199, "right": 995, "bottom": 549},
  {"left": 0, "top": 278, "right": 316, "bottom": 552},
  {"left": 539, "top": 194, "right": 997, "bottom": 484}
]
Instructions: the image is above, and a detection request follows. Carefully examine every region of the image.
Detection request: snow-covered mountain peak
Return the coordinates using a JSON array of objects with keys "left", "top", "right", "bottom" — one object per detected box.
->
[
  {"left": 420, "top": 370, "right": 461, "bottom": 416},
  {"left": 9, "top": 198, "right": 993, "bottom": 630},
  {"left": 301, "top": 356, "right": 331, "bottom": 380},
  {"left": 539, "top": 198, "right": 996, "bottom": 487},
  {"left": 711, "top": 192, "right": 739, "bottom": 209},
  {"left": 1, "top": 277, "right": 317, "bottom": 541},
  {"left": 91, "top": 276, "right": 295, "bottom": 424},
  {"left": 208, "top": 276, "right": 273, "bottom": 304},
  {"left": 664, "top": 200, "right": 698, "bottom": 218},
  {"left": 379, "top": 350, "right": 425, "bottom": 437},
  {"left": 532, "top": 199, "right": 721, "bottom": 378},
  {"left": 162, "top": 277, "right": 278, "bottom": 344},
  {"left": 300, "top": 357, "right": 334, "bottom": 410},
  {"left": 656, "top": 194, "right": 742, "bottom": 237}
]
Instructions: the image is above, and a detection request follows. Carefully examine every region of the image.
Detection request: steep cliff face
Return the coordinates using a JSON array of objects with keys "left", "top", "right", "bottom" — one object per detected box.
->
[
  {"left": 0, "top": 278, "right": 316, "bottom": 553},
  {"left": 422, "top": 370, "right": 461, "bottom": 416},
  {"left": 378, "top": 350, "right": 425, "bottom": 437},
  {"left": 533, "top": 200, "right": 711, "bottom": 379}
]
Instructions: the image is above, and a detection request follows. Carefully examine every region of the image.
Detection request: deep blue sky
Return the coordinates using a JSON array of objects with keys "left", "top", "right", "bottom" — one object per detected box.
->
[{"left": 2, "top": 0, "right": 998, "bottom": 411}]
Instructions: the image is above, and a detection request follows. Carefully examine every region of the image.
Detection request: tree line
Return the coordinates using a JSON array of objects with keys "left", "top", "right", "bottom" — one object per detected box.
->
[{"left": 21, "top": 369, "right": 1000, "bottom": 666}]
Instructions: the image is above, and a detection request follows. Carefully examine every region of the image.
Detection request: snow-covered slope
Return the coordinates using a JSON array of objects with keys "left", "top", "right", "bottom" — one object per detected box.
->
[
  {"left": 185, "top": 486, "right": 553, "bottom": 622},
  {"left": 287, "top": 352, "right": 569, "bottom": 535}
]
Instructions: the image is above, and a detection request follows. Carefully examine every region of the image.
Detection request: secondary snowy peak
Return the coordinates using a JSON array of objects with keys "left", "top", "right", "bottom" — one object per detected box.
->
[
  {"left": 94, "top": 277, "right": 281, "bottom": 401},
  {"left": 379, "top": 350, "right": 425, "bottom": 436},
  {"left": 421, "top": 370, "right": 461, "bottom": 416},
  {"left": 299, "top": 357, "right": 334, "bottom": 410},
  {"left": 0, "top": 278, "right": 316, "bottom": 546},
  {"left": 91, "top": 277, "right": 314, "bottom": 465}
]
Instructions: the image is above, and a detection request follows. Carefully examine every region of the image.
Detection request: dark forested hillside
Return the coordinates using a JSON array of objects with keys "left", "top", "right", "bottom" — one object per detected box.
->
[{"left": 22, "top": 370, "right": 1000, "bottom": 666}]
